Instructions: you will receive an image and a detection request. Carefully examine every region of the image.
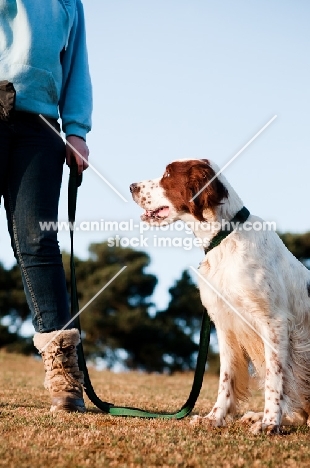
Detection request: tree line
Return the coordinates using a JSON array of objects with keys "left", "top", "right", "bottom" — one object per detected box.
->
[{"left": 0, "top": 231, "right": 309, "bottom": 372}]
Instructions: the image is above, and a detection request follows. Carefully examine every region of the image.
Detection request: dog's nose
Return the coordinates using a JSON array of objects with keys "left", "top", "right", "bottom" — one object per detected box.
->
[{"left": 130, "top": 183, "right": 138, "bottom": 193}]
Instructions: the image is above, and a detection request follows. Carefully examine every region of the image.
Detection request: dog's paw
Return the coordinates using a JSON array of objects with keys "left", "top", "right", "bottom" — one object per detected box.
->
[
  {"left": 190, "top": 413, "right": 226, "bottom": 428},
  {"left": 239, "top": 412, "right": 281, "bottom": 435},
  {"left": 205, "top": 412, "right": 227, "bottom": 427},
  {"left": 239, "top": 412, "right": 263, "bottom": 435},
  {"left": 249, "top": 421, "right": 280, "bottom": 435},
  {"left": 240, "top": 411, "right": 264, "bottom": 425},
  {"left": 249, "top": 420, "right": 263, "bottom": 435},
  {"left": 262, "top": 424, "right": 280, "bottom": 435}
]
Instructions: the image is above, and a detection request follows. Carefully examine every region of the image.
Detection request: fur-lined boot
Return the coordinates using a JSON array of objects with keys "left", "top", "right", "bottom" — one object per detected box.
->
[{"left": 33, "top": 329, "right": 86, "bottom": 413}]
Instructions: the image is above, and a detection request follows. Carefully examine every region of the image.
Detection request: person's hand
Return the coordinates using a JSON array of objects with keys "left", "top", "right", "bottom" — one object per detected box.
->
[{"left": 66, "top": 135, "right": 89, "bottom": 174}]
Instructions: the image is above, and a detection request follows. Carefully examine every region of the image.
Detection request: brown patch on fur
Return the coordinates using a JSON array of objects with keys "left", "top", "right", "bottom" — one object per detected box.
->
[{"left": 160, "top": 159, "right": 228, "bottom": 221}]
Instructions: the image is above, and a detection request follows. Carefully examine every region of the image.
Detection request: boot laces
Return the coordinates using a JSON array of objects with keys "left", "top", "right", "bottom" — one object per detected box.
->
[{"left": 52, "top": 345, "right": 83, "bottom": 390}]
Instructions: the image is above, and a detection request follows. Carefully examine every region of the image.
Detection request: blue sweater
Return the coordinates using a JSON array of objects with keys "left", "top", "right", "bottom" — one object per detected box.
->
[{"left": 0, "top": 0, "right": 92, "bottom": 139}]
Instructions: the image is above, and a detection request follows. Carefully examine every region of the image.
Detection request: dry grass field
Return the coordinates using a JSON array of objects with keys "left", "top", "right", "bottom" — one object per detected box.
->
[{"left": 1, "top": 351, "right": 310, "bottom": 468}]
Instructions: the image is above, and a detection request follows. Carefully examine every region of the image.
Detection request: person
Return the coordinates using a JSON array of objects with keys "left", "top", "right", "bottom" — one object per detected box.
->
[{"left": 0, "top": 0, "right": 92, "bottom": 413}]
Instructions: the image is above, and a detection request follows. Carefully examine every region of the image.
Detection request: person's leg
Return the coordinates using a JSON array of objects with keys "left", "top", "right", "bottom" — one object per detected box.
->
[
  {"left": 3, "top": 113, "right": 85, "bottom": 412},
  {"left": 3, "top": 113, "right": 70, "bottom": 332}
]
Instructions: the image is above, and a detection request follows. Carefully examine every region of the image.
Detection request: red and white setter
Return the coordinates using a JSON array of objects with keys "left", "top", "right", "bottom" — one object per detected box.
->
[{"left": 130, "top": 158, "right": 310, "bottom": 434}]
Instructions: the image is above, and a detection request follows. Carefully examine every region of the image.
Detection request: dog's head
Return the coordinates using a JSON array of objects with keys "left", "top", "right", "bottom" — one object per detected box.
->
[{"left": 130, "top": 159, "right": 228, "bottom": 224}]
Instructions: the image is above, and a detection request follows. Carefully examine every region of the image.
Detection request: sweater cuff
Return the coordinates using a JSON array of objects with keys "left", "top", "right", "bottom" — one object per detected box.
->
[{"left": 64, "top": 122, "right": 88, "bottom": 141}]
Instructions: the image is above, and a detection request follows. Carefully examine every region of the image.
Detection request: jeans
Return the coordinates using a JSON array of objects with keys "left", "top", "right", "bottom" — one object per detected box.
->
[{"left": 0, "top": 112, "right": 71, "bottom": 332}]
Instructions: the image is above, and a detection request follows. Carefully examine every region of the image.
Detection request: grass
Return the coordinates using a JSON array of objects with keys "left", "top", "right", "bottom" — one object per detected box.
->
[{"left": 0, "top": 352, "right": 310, "bottom": 468}]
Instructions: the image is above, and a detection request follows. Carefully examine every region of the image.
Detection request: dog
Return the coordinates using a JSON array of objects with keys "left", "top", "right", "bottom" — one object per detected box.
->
[{"left": 130, "top": 158, "right": 310, "bottom": 434}]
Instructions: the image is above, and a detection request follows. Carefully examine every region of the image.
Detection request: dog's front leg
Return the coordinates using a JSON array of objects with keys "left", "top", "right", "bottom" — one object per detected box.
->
[
  {"left": 194, "top": 328, "right": 240, "bottom": 427},
  {"left": 252, "top": 330, "right": 287, "bottom": 435},
  {"left": 262, "top": 349, "right": 285, "bottom": 434},
  {"left": 207, "top": 334, "right": 238, "bottom": 426}
]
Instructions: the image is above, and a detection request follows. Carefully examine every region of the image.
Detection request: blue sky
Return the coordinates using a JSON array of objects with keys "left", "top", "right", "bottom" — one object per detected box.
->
[{"left": 0, "top": 0, "right": 309, "bottom": 311}]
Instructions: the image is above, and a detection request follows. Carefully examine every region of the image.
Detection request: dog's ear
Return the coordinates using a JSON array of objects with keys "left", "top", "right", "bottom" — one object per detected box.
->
[{"left": 187, "top": 159, "right": 228, "bottom": 221}]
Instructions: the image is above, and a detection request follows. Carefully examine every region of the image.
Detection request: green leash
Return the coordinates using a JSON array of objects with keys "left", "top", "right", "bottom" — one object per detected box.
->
[{"left": 68, "top": 163, "right": 248, "bottom": 418}]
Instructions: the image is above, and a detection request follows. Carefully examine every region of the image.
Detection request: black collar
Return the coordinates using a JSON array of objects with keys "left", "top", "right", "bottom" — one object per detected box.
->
[{"left": 204, "top": 206, "right": 250, "bottom": 254}]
